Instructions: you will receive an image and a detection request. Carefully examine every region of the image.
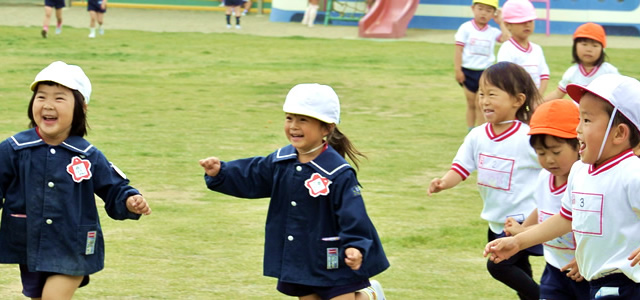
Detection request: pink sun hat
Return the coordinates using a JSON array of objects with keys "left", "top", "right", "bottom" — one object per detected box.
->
[{"left": 502, "top": 0, "right": 537, "bottom": 23}]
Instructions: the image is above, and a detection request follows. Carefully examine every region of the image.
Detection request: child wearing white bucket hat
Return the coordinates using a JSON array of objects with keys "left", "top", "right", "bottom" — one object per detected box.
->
[
  {"left": 484, "top": 74, "right": 640, "bottom": 299},
  {"left": 498, "top": 0, "right": 550, "bottom": 96},
  {"left": 454, "top": 0, "right": 510, "bottom": 130},
  {"left": 200, "top": 83, "right": 389, "bottom": 300},
  {"left": 0, "top": 61, "right": 151, "bottom": 299}
]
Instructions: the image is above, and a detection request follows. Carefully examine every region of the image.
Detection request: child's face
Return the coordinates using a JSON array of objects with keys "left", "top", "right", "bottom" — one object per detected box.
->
[
  {"left": 32, "top": 84, "right": 76, "bottom": 145},
  {"left": 575, "top": 38, "right": 603, "bottom": 66},
  {"left": 471, "top": 3, "right": 496, "bottom": 26},
  {"left": 533, "top": 136, "right": 578, "bottom": 179},
  {"left": 506, "top": 21, "right": 534, "bottom": 41},
  {"left": 284, "top": 113, "right": 330, "bottom": 154},
  {"left": 477, "top": 81, "right": 524, "bottom": 125},
  {"left": 576, "top": 93, "right": 613, "bottom": 165}
]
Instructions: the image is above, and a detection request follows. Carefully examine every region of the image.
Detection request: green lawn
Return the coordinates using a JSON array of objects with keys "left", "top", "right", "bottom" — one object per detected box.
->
[{"left": 1, "top": 24, "right": 639, "bottom": 299}]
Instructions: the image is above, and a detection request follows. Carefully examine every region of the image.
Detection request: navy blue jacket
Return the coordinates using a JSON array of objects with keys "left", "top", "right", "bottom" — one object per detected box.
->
[
  {"left": 205, "top": 145, "right": 389, "bottom": 286},
  {"left": 0, "top": 129, "right": 141, "bottom": 276}
]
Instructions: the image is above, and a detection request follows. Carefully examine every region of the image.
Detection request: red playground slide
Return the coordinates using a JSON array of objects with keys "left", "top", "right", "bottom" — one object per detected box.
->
[{"left": 358, "top": 0, "right": 419, "bottom": 38}]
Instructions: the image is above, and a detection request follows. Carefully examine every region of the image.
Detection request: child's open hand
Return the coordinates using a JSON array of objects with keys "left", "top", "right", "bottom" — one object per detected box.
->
[
  {"left": 504, "top": 217, "right": 523, "bottom": 236},
  {"left": 126, "top": 194, "right": 151, "bottom": 215},
  {"left": 561, "top": 258, "right": 584, "bottom": 282},
  {"left": 199, "top": 157, "right": 222, "bottom": 177},
  {"left": 428, "top": 178, "right": 446, "bottom": 196},
  {"left": 345, "top": 247, "right": 363, "bottom": 270},
  {"left": 628, "top": 246, "right": 640, "bottom": 267}
]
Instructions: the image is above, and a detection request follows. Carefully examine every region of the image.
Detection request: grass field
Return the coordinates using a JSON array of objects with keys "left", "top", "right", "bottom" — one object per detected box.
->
[{"left": 1, "top": 23, "right": 640, "bottom": 299}]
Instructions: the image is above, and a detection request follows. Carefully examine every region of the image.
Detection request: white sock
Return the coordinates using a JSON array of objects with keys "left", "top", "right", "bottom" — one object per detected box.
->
[
  {"left": 90, "top": 27, "right": 96, "bottom": 34},
  {"left": 301, "top": 5, "right": 312, "bottom": 25}
]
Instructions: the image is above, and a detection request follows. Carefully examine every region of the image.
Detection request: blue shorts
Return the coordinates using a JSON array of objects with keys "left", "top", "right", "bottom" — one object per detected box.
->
[
  {"left": 277, "top": 279, "right": 370, "bottom": 300},
  {"left": 461, "top": 68, "right": 484, "bottom": 93},
  {"left": 225, "top": 0, "right": 243, "bottom": 6},
  {"left": 44, "top": 0, "right": 65, "bottom": 9},
  {"left": 589, "top": 273, "right": 640, "bottom": 299},
  {"left": 540, "top": 263, "right": 590, "bottom": 300},
  {"left": 87, "top": 0, "right": 107, "bottom": 13},
  {"left": 19, "top": 264, "right": 90, "bottom": 298}
]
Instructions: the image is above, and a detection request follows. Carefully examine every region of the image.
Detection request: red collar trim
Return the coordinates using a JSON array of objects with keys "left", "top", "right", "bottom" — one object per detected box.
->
[
  {"left": 509, "top": 38, "right": 531, "bottom": 53},
  {"left": 548, "top": 174, "right": 567, "bottom": 195},
  {"left": 588, "top": 149, "right": 635, "bottom": 176},
  {"left": 472, "top": 19, "right": 488, "bottom": 32},
  {"left": 485, "top": 121, "right": 521, "bottom": 142},
  {"left": 579, "top": 64, "right": 600, "bottom": 77}
]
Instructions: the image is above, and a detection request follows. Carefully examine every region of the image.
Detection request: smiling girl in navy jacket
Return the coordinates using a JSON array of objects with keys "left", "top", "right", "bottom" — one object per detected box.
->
[{"left": 200, "top": 83, "right": 389, "bottom": 300}]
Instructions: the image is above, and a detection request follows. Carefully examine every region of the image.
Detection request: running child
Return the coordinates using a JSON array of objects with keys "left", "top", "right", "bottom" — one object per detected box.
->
[
  {"left": 301, "top": 0, "right": 320, "bottom": 27},
  {"left": 485, "top": 74, "right": 640, "bottom": 299},
  {"left": 0, "top": 61, "right": 151, "bottom": 299},
  {"left": 454, "top": 0, "right": 510, "bottom": 130},
  {"left": 544, "top": 22, "right": 619, "bottom": 101},
  {"left": 200, "top": 83, "right": 389, "bottom": 300},
  {"left": 41, "top": 0, "right": 65, "bottom": 38},
  {"left": 498, "top": 0, "right": 550, "bottom": 96},
  {"left": 87, "top": 0, "right": 108, "bottom": 38},
  {"left": 224, "top": 0, "right": 243, "bottom": 29},
  {"left": 504, "top": 99, "right": 590, "bottom": 299},
  {"left": 428, "top": 61, "right": 543, "bottom": 300}
]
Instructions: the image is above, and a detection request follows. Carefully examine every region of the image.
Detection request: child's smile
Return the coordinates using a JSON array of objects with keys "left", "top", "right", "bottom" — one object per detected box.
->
[{"left": 33, "top": 84, "right": 76, "bottom": 145}]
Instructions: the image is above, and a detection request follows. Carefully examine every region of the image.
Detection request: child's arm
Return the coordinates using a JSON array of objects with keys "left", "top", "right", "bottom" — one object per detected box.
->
[
  {"left": 484, "top": 213, "right": 571, "bottom": 263},
  {"left": 628, "top": 246, "right": 640, "bottom": 267},
  {"left": 538, "top": 79, "right": 549, "bottom": 96},
  {"left": 345, "top": 247, "right": 363, "bottom": 270},
  {"left": 504, "top": 209, "right": 537, "bottom": 236},
  {"left": 494, "top": 9, "right": 510, "bottom": 43},
  {"left": 454, "top": 45, "right": 465, "bottom": 86},
  {"left": 428, "top": 170, "right": 463, "bottom": 196},
  {"left": 199, "top": 156, "right": 222, "bottom": 177},
  {"left": 543, "top": 88, "right": 566, "bottom": 101},
  {"left": 126, "top": 194, "right": 151, "bottom": 215}
]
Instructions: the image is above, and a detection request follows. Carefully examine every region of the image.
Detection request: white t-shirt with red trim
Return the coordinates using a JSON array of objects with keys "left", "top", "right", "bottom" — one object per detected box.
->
[
  {"left": 497, "top": 38, "right": 550, "bottom": 88},
  {"left": 535, "top": 169, "right": 577, "bottom": 270},
  {"left": 455, "top": 19, "right": 503, "bottom": 70},
  {"left": 451, "top": 121, "right": 541, "bottom": 233},
  {"left": 560, "top": 149, "right": 640, "bottom": 282},
  {"left": 557, "top": 62, "right": 619, "bottom": 93}
]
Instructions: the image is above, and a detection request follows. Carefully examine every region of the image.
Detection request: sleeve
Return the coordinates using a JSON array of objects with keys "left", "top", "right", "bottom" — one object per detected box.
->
[
  {"left": 557, "top": 66, "right": 575, "bottom": 93},
  {"left": 454, "top": 23, "right": 467, "bottom": 46},
  {"left": 496, "top": 43, "right": 509, "bottom": 62},
  {"left": 204, "top": 156, "right": 274, "bottom": 199},
  {"left": 602, "top": 62, "right": 620, "bottom": 75},
  {"left": 539, "top": 47, "right": 550, "bottom": 80},
  {"left": 451, "top": 130, "right": 478, "bottom": 180},
  {"left": 492, "top": 27, "right": 502, "bottom": 42},
  {"left": 0, "top": 141, "right": 15, "bottom": 211},
  {"left": 92, "top": 150, "right": 141, "bottom": 220},
  {"left": 560, "top": 162, "right": 582, "bottom": 220}
]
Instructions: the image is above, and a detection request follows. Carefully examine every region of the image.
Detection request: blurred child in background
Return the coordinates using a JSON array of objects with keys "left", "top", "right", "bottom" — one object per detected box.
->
[
  {"left": 498, "top": 0, "right": 550, "bottom": 96},
  {"left": 200, "top": 83, "right": 388, "bottom": 300},
  {"left": 87, "top": 0, "right": 107, "bottom": 38},
  {"left": 504, "top": 99, "right": 590, "bottom": 300},
  {"left": 454, "top": 0, "right": 510, "bottom": 131},
  {"left": 544, "top": 22, "right": 619, "bottom": 101},
  {"left": 429, "top": 61, "right": 543, "bottom": 300},
  {"left": 301, "top": 0, "right": 320, "bottom": 27},
  {"left": 225, "top": 0, "right": 243, "bottom": 29},
  {"left": 41, "top": 0, "right": 64, "bottom": 38}
]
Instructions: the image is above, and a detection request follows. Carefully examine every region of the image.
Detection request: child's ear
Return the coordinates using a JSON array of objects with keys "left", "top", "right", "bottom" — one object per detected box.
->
[
  {"left": 514, "top": 93, "right": 526, "bottom": 108},
  {"left": 612, "top": 123, "right": 631, "bottom": 146}
]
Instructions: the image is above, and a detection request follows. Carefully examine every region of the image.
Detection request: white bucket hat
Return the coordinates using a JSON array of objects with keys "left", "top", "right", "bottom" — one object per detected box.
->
[
  {"left": 283, "top": 83, "right": 340, "bottom": 124},
  {"left": 30, "top": 61, "right": 92, "bottom": 104},
  {"left": 567, "top": 74, "right": 640, "bottom": 160}
]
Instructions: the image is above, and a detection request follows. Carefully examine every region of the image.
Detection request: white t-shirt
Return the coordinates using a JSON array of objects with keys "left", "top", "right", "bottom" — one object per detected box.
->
[
  {"left": 451, "top": 121, "right": 541, "bottom": 233},
  {"left": 557, "top": 62, "right": 619, "bottom": 93},
  {"left": 455, "top": 19, "right": 503, "bottom": 70},
  {"left": 560, "top": 150, "right": 640, "bottom": 282},
  {"left": 497, "top": 38, "right": 550, "bottom": 88},
  {"left": 535, "top": 169, "right": 577, "bottom": 270}
]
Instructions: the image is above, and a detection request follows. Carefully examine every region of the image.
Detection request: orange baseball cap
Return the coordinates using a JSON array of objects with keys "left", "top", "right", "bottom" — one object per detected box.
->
[
  {"left": 573, "top": 22, "right": 607, "bottom": 48},
  {"left": 528, "top": 99, "right": 579, "bottom": 138}
]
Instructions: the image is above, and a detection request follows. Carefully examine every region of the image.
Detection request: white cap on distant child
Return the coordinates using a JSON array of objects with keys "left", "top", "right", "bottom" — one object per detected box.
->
[
  {"left": 30, "top": 61, "right": 92, "bottom": 104},
  {"left": 283, "top": 83, "right": 341, "bottom": 124}
]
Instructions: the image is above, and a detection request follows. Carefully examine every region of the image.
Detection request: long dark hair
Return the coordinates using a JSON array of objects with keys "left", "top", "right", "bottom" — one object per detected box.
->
[
  {"left": 28, "top": 81, "right": 89, "bottom": 137},
  {"left": 324, "top": 125, "right": 366, "bottom": 170},
  {"left": 479, "top": 62, "right": 542, "bottom": 123}
]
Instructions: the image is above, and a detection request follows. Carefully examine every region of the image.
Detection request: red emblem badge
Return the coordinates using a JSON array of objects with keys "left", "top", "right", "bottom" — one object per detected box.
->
[
  {"left": 304, "top": 173, "right": 332, "bottom": 197},
  {"left": 67, "top": 156, "right": 92, "bottom": 182}
]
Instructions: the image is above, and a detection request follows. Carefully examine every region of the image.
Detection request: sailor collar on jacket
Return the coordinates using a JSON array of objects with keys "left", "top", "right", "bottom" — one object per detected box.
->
[
  {"left": 8, "top": 128, "right": 96, "bottom": 155},
  {"left": 273, "top": 144, "right": 353, "bottom": 180}
]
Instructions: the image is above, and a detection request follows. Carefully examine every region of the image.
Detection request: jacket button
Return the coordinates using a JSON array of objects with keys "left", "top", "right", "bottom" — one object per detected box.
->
[
  {"left": 50, "top": 148, "right": 56, "bottom": 154},
  {"left": 291, "top": 201, "right": 297, "bottom": 207},
  {"left": 45, "top": 219, "right": 53, "bottom": 225},
  {"left": 295, "top": 166, "right": 302, "bottom": 172},
  {"left": 47, "top": 182, "right": 54, "bottom": 188},
  {"left": 287, "top": 235, "right": 294, "bottom": 241}
]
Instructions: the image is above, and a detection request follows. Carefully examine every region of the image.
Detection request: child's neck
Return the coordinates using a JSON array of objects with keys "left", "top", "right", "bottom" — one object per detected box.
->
[
  {"left": 553, "top": 174, "right": 568, "bottom": 188},
  {"left": 581, "top": 62, "right": 596, "bottom": 73},
  {"left": 490, "top": 120, "right": 516, "bottom": 135},
  {"left": 297, "top": 142, "right": 326, "bottom": 164},
  {"left": 512, "top": 36, "right": 529, "bottom": 49}
]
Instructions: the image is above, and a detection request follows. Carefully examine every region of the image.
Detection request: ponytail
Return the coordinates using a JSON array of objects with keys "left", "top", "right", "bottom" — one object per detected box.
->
[{"left": 325, "top": 126, "right": 366, "bottom": 170}]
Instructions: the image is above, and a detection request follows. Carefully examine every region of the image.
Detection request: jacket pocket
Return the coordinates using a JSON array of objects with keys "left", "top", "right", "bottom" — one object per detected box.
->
[
  {"left": 317, "top": 238, "right": 341, "bottom": 271},
  {"left": 77, "top": 225, "right": 103, "bottom": 256},
  {"left": 8, "top": 214, "right": 28, "bottom": 249}
]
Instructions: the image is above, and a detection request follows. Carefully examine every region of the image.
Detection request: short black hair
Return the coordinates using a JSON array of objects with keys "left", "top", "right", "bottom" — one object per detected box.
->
[
  {"left": 529, "top": 134, "right": 580, "bottom": 151},
  {"left": 28, "top": 81, "right": 89, "bottom": 137},
  {"left": 572, "top": 37, "right": 607, "bottom": 67}
]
